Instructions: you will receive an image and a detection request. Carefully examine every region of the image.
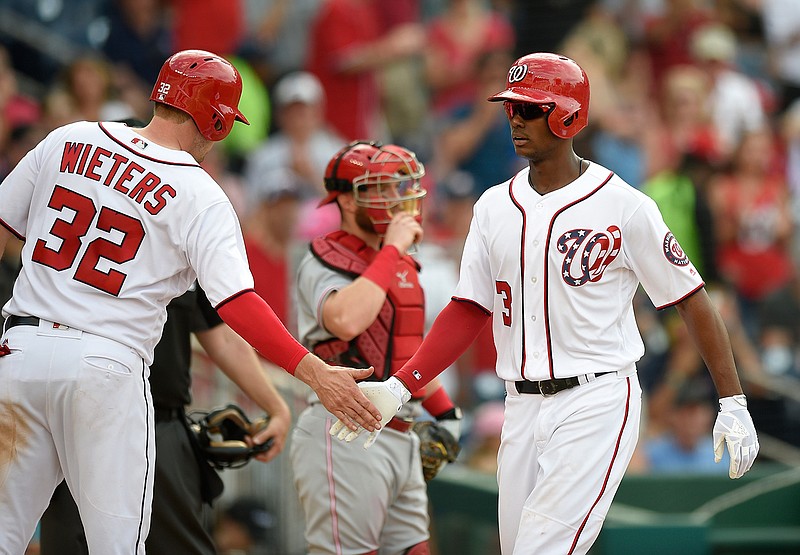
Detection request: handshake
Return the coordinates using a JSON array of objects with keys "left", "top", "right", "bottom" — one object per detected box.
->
[{"left": 329, "top": 377, "right": 412, "bottom": 448}]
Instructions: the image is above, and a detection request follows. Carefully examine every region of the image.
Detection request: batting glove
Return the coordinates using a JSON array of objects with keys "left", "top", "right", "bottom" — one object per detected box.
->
[
  {"left": 713, "top": 394, "right": 759, "bottom": 479},
  {"left": 329, "top": 376, "right": 411, "bottom": 448}
]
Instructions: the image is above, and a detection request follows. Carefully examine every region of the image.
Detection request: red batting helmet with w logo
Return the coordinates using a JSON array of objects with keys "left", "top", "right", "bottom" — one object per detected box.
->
[
  {"left": 488, "top": 52, "right": 589, "bottom": 139},
  {"left": 150, "top": 50, "right": 249, "bottom": 141}
]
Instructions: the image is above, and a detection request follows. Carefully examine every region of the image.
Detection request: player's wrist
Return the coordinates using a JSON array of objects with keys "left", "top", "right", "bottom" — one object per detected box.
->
[
  {"left": 361, "top": 246, "right": 401, "bottom": 292},
  {"left": 422, "top": 386, "right": 456, "bottom": 419},
  {"left": 386, "top": 376, "right": 412, "bottom": 404},
  {"left": 719, "top": 394, "right": 747, "bottom": 412}
]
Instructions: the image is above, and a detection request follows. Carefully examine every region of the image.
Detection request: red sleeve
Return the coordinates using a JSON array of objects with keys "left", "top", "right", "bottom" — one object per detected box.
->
[
  {"left": 216, "top": 291, "right": 309, "bottom": 374},
  {"left": 394, "top": 299, "right": 491, "bottom": 393}
]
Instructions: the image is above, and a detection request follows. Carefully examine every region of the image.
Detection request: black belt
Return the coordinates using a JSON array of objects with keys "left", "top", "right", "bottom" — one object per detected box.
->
[
  {"left": 155, "top": 407, "right": 184, "bottom": 422},
  {"left": 515, "top": 372, "right": 614, "bottom": 396},
  {"left": 6, "top": 315, "right": 40, "bottom": 329}
]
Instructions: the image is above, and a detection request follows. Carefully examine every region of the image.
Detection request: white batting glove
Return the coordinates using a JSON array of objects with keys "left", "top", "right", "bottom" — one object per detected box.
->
[
  {"left": 713, "top": 395, "right": 759, "bottom": 479},
  {"left": 329, "top": 376, "right": 411, "bottom": 448}
]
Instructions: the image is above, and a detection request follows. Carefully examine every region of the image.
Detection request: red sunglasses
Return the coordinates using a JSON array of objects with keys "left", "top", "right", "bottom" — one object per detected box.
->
[{"left": 504, "top": 102, "right": 552, "bottom": 121}]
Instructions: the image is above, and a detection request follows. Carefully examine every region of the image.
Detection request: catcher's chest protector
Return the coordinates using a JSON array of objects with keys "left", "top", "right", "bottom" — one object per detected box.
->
[{"left": 310, "top": 231, "right": 424, "bottom": 380}]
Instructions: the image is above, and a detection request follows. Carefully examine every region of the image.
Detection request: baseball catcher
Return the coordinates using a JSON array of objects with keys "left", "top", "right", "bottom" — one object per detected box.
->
[{"left": 187, "top": 404, "right": 273, "bottom": 470}]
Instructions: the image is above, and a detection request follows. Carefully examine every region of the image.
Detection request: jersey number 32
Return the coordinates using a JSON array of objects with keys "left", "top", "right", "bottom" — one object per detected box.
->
[{"left": 31, "top": 185, "right": 146, "bottom": 296}]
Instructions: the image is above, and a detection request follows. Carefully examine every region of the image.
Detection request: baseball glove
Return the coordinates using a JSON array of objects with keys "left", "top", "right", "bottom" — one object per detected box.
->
[
  {"left": 186, "top": 404, "right": 273, "bottom": 470},
  {"left": 412, "top": 420, "right": 461, "bottom": 482}
]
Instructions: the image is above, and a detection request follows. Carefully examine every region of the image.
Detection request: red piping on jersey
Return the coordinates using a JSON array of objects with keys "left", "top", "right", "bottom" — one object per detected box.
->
[
  {"left": 325, "top": 417, "right": 344, "bottom": 555},
  {"left": 451, "top": 296, "right": 492, "bottom": 315},
  {"left": 508, "top": 174, "right": 528, "bottom": 378},
  {"left": 542, "top": 171, "right": 614, "bottom": 379},
  {"left": 215, "top": 288, "right": 255, "bottom": 310},
  {"left": 568, "top": 376, "right": 631, "bottom": 554},
  {"left": 98, "top": 123, "right": 201, "bottom": 167},
  {"left": 0, "top": 218, "right": 24, "bottom": 240},
  {"left": 656, "top": 282, "right": 705, "bottom": 310}
]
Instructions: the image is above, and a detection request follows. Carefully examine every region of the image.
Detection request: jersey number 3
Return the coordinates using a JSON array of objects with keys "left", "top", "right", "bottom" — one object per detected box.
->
[{"left": 31, "top": 185, "right": 146, "bottom": 296}]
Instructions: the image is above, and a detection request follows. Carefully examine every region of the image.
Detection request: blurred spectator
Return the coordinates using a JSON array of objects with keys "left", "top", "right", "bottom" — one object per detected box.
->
[
  {"left": 707, "top": 128, "right": 794, "bottom": 338},
  {"left": 588, "top": 86, "right": 652, "bottom": 189},
  {"left": 245, "top": 72, "right": 342, "bottom": 199},
  {"left": 762, "top": 0, "right": 800, "bottom": 113},
  {"left": 59, "top": 55, "right": 136, "bottom": 123},
  {"left": 244, "top": 71, "right": 344, "bottom": 240},
  {"left": 643, "top": 153, "right": 719, "bottom": 280},
  {"left": 213, "top": 497, "right": 276, "bottom": 555},
  {"left": 305, "top": 0, "right": 425, "bottom": 142},
  {"left": 464, "top": 400, "right": 505, "bottom": 475},
  {"left": 242, "top": 169, "right": 304, "bottom": 331},
  {"left": 250, "top": 0, "right": 324, "bottom": 84},
  {"left": 509, "top": 0, "right": 593, "bottom": 57},
  {"left": 0, "top": 46, "right": 40, "bottom": 144},
  {"left": 641, "top": 377, "right": 730, "bottom": 474},
  {"left": 434, "top": 48, "right": 523, "bottom": 199},
  {"left": 690, "top": 22, "right": 768, "bottom": 158},
  {"left": 101, "top": 0, "right": 171, "bottom": 88},
  {"left": 168, "top": 0, "right": 245, "bottom": 56},
  {"left": 220, "top": 54, "right": 272, "bottom": 173},
  {"left": 646, "top": 64, "right": 721, "bottom": 178},
  {"left": 424, "top": 0, "right": 515, "bottom": 119},
  {"left": 641, "top": 0, "right": 715, "bottom": 94}
]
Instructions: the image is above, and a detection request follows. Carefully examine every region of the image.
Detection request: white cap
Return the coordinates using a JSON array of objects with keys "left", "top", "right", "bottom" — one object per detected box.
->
[
  {"left": 691, "top": 24, "right": 736, "bottom": 63},
  {"left": 273, "top": 71, "right": 324, "bottom": 107}
]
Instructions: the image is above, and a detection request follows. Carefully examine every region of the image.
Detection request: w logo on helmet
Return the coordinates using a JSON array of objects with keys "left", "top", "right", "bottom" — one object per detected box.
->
[
  {"left": 557, "top": 226, "right": 622, "bottom": 286},
  {"left": 508, "top": 64, "right": 528, "bottom": 84}
]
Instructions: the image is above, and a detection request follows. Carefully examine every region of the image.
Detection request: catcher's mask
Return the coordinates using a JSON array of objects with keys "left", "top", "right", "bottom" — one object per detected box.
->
[
  {"left": 488, "top": 52, "right": 589, "bottom": 139},
  {"left": 187, "top": 404, "right": 272, "bottom": 470},
  {"left": 319, "top": 141, "right": 427, "bottom": 236},
  {"left": 150, "top": 49, "right": 249, "bottom": 141}
]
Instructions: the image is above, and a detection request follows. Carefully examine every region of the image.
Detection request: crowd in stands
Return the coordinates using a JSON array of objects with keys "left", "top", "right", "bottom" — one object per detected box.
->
[{"left": 3, "top": 0, "right": 800, "bottom": 494}]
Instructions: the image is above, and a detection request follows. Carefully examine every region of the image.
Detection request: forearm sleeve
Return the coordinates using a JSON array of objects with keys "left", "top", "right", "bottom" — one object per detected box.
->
[
  {"left": 394, "top": 299, "right": 491, "bottom": 393},
  {"left": 216, "top": 291, "right": 309, "bottom": 374}
]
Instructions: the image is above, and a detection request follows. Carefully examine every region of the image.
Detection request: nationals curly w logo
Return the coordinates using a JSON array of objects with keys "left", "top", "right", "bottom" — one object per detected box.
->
[
  {"left": 557, "top": 226, "right": 622, "bottom": 286},
  {"left": 508, "top": 64, "right": 528, "bottom": 84}
]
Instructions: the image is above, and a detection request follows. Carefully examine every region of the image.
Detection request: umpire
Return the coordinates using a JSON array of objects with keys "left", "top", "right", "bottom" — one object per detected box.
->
[{"left": 39, "top": 285, "right": 291, "bottom": 554}]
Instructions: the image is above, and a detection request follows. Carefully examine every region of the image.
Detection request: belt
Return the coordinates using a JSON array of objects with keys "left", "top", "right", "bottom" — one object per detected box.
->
[
  {"left": 154, "top": 407, "right": 184, "bottom": 423},
  {"left": 385, "top": 416, "right": 414, "bottom": 433},
  {"left": 515, "top": 372, "right": 614, "bottom": 396},
  {"left": 6, "top": 315, "right": 40, "bottom": 329}
]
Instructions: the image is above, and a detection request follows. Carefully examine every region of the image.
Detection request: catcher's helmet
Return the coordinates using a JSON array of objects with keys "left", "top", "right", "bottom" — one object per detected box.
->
[
  {"left": 488, "top": 52, "right": 589, "bottom": 139},
  {"left": 150, "top": 50, "right": 249, "bottom": 141},
  {"left": 319, "top": 141, "right": 426, "bottom": 235}
]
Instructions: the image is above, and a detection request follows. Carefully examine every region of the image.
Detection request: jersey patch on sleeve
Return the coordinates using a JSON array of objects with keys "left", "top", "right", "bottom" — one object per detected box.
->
[{"left": 662, "top": 232, "right": 689, "bottom": 266}]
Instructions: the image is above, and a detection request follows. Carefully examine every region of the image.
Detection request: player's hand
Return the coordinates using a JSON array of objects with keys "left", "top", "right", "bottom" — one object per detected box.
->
[
  {"left": 246, "top": 406, "right": 291, "bottom": 464},
  {"left": 330, "top": 376, "right": 411, "bottom": 448},
  {"left": 382, "top": 213, "right": 423, "bottom": 255},
  {"left": 713, "top": 395, "right": 759, "bottom": 479},
  {"left": 294, "top": 353, "right": 381, "bottom": 432}
]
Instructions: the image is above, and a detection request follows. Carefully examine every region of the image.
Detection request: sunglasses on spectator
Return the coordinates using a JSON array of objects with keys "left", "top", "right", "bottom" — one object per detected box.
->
[{"left": 504, "top": 102, "right": 552, "bottom": 121}]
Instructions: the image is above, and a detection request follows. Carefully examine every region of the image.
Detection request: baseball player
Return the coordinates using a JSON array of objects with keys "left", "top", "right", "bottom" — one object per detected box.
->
[
  {"left": 38, "top": 284, "right": 291, "bottom": 554},
  {"left": 329, "top": 53, "right": 760, "bottom": 555},
  {"left": 291, "top": 141, "right": 462, "bottom": 555},
  {"left": 0, "top": 49, "right": 380, "bottom": 554}
]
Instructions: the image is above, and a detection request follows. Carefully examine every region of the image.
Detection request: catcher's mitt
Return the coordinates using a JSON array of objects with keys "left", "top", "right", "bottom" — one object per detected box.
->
[
  {"left": 187, "top": 404, "right": 273, "bottom": 470},
  {"left": 412, "top": 420, "right": 461, "bottom": 482}
]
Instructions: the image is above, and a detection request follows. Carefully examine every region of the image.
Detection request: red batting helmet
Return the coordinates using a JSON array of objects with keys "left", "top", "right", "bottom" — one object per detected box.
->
[
  {"left": 150, "top": 50, "right": 249, "bottom": 141},
  {"left": 320, "top": 141, "right": 426, "bottom": 235},
  {"left": 488, "top": 52, "right": 589, "bottom": 139}
]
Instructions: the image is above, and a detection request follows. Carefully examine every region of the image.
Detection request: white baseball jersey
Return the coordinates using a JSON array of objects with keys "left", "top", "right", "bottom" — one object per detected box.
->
[
  {"left": 454, "top": 161, "right": 704, "bottom": 382},
  {"left": 0, "top": 121, "right": 253, "bottom": 365}
]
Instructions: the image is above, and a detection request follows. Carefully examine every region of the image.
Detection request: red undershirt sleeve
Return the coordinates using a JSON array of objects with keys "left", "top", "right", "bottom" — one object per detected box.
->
[
  {"left": 394, "top": 299, "right": 491, "bottom": 393},
  {"left": 216, "top": 291, "right": 309, "bottom": 374}
]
